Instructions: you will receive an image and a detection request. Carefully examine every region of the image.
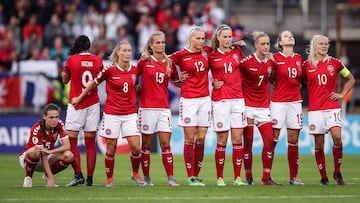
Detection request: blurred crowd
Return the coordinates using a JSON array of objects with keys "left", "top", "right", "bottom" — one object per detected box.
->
[{"left": 0, "top": 0, "right": 249, "bottom": 73}]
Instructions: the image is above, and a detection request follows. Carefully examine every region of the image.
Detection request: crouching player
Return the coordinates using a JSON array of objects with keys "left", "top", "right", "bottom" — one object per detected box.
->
[{"left": 19, "top": 103, "right": 73, "bottom": 187}]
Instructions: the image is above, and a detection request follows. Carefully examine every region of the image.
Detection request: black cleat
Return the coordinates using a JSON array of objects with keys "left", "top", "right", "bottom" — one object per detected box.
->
[
  {"left": 66, "top": 173, "right": 85, "bottom": 187},
  {"left": 320, "top": 178, "right": 329, "bottom": 186},
  {"left": 86, "top": 176, "right": 93, "bottom": 186},
  {"left": 333, "top": 172, "right": 345, "bottom": 185}
]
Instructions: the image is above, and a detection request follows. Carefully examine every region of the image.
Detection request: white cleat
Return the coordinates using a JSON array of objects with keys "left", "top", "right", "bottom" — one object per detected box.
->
[{"left": 23, "top": 176, "right": 32, "bottom": 188}]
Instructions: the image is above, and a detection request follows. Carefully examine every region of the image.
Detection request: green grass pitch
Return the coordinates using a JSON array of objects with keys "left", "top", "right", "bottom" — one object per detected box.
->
[{"left": 0, "top": 153, "right": 359, "bottom": 203}]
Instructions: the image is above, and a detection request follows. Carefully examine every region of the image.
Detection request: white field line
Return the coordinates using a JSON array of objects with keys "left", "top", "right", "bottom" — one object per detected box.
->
[{"left": 3, "top": 195, "right": 360, "bottom": 201}]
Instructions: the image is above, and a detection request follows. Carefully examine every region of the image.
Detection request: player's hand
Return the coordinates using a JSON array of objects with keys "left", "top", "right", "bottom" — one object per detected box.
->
[
  {"left": 330, "top": 92, "right": 343, "bottom": 101},
  {"left": 71, "top": 97, "right": 81, "bottom": 106},
  {"left": 232, "top": 40, "right": 246, "bottom": 47},
  {"left": 140, "top": 52, "right": 150, "bottom": 61},
  {"left": 213, "top": 79, "right": 224, "bottom": 89},
  {"left": 180, "top": 71, "right": 189, "bottom": 81},
  {"left": 47, "top": 176, "right": 56, "bottom": 188},
  {"left": 267, "top": 53, "right": 274, "bottom": 61}
]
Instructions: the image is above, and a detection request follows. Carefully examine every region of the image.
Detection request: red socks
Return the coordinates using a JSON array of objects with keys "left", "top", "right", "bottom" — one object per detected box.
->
[
  {"left": 194, "top": 143, "right": 204, "bottom": 177},
  {"left": 141, "top": 147, "right": 151, "bottom": 176},
  {"left": 85, "top": 136, "right": 97, "bottom": 177},
  {"left": 232, "top": 143, "right": 243, "bottom": 179},
  {"left": 288, "top": 141, "right": 299, "bottom": 180},
  {"left": 161, "top": 147, "right": 174, "bottom": 176},
  {"left": 258, "top": 122, "right": 274, "bottom": 181},
  {"left": 314, "top": 148, "right": 327, "bottom": 179},
  {"left": 333, "top": 143, "right": 343, "bottom": 173},
  {"left": 130, "top": 151, "right": 141, "bottom": 174},
  {"left": 105, "top": 152, "right": 115, "bottom": 179},
  {"left": 183, "top": 143, "right": 195, "bottom": 177},
  {"left": 69, "top": 137, "right": 81, "bottom": 174},
  {"left": 243, "top": 125, "right": 254, "bottom": 180},
  {"left": 215, "top": 144, "right": 226, "bottom": 179},
  {"left": 25, "top": 156, "right": 39, "bottom": 177},
  {"left": 51, "top": 160, "right": 68, "bottom": 174}
]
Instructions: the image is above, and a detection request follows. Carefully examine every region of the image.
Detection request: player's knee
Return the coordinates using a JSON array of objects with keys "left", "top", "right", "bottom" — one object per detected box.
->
[{"left": 63, "top": 150, "right": 74, "bottom": 164}]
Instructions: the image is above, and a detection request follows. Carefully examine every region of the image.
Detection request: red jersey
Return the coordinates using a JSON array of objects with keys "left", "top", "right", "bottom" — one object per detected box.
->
[
  {"left": 209, "top": 47, "right": 244, "bottom": 101},
  {"left": 241, "top": 53, "right": 275, "bottom": 108},
  {"left": 271, "top": 52, "right": 303, "bottom": 102},
  {"left": 95, "top": 63, "right": 137, "bottom": 115},
  {"left": 22, "top": 120, "right": 68, "bottom": 153},
  {"left": 137, "top": 56, "right": 180, "bottom": 108},
  {"left": 303, "top": 56, "right": 344, "bottom": 111},
  {"left": 170, "top": 47, "right": 210, "bottom": 98},
  {"left": 64, "top": 53, "right": 103, "bottom": 109}
]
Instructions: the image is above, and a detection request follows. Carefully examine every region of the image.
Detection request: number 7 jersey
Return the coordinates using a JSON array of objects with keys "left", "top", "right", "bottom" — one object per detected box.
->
[{"left": 241, "top": 53, "right": 275, "bottom": 108}]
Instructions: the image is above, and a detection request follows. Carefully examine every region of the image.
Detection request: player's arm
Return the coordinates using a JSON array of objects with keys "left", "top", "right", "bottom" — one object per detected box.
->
[
  {"left": 40, "top": 152, "right": 56, "bottom": 187},
  {"left": 72, "top": 80, "right": 98, "bottom": 106},
  {"left": 62, "top": 72, "right": 70, "bottom": 84},
  {"left": 330, "top": 67, "right": 355, "bottom": 101}
]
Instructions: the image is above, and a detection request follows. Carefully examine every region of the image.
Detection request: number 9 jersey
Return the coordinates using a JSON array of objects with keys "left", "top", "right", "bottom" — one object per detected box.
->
[{"left": 64, "top": 53, "right": 103, "bottom": 110}]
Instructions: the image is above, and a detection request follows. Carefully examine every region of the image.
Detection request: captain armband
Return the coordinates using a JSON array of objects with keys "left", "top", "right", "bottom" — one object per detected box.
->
[{"left": 339, "top": 67, "right": 350, "bottom": 78}]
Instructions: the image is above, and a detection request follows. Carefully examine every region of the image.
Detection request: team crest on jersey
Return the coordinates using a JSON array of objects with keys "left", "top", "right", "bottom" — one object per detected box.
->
[
  {"left": 105, "top": 128, "right": 112, "bottom": 135},
  {"left": 184, "top": 117, "right": 191, "bottom": 124},
  {"left": 267, "top": 66, "right": 272, "bottom": 74},
  {"left": 216, "top": 122, "right": 223, "bottom": 129},
  {"left": 233, "top": 54, "right": 239, "bottom": 63},
  {"left": 327, "top": 65, "right": 335, "bottom": 76},
  {"left": 143, "top": 124, "right": 149, "bottom": 131},
  {"left": 202, "top": 51, "right": 208, "bottom": 60},
  {"left": 296, "top": 61, "right": 301, "bottom": 69},
  {"left": 309, "top": 124, "right": 316, "bottom": 131},
  {"left": 131, "top": 74, "right": 137, "bottom": 84},
  {"left": 32, "top": 137, "right": 39, "bottom": 144}
]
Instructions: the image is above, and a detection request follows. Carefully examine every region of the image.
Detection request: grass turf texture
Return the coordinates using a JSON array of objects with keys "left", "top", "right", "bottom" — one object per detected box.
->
[{"left": 0, "top": 154, "right": 359, "bottom": 203}]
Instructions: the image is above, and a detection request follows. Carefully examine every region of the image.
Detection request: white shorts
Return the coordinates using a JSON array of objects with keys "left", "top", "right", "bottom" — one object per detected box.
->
[
  {"left": 212, "top": 99, "right": 247, "bottom": 132},
  {"left": 178, "top": 96, "right": 211, "bottom": 127},
  {"left": 99, "top": 113, "right": 140, "bottom": 139},
  {"left": 245, "top": 106, "right": 271, "bottom": 125},
  {"left": 65, "top": 103, "right": 100, "bottom": 132},
  {"left": 308, "top": 109, "right": 342, "bottom": 134},
  {"left": 19, "top": 148, "right": 53, "bottom": 172},
  {"left": 270, "top": 101, "right": 303, "bottom": 129},
  {"left": 139, "top": 108, "right": 172, "bottom": 134}
]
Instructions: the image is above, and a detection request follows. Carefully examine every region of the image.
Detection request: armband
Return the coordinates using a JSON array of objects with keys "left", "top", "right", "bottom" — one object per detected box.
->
[{"left": 339, "top": 67, "right": 350, "bottom": 78}]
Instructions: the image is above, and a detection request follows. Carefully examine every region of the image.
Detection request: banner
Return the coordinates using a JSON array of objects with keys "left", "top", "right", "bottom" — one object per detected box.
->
[{"left": 0, "top": 75, "right": 22, "bottom": 107}]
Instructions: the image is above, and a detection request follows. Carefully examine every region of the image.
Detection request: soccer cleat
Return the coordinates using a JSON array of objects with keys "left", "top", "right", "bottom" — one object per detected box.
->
[
  {"left": 23, "top": 176, "right": 32, "bottom": 188},
  {"left": 131, "top": 172, "right": 145, "bottom": 186},
  {"left": 42, "top": 173, "right": 48, "bottom": 181},
  {"left": 246, "top": 178, "right": 254, "bottom": 186},
  {"left": 320, "top": 178, "right": 329, "bottom": 186},
  {"left": 167, "top": 176, "right": 180, "bottom": 186},
  {"left": 143, "top": 176, "right": 153, "bottom": 186},
  {"left": 188, "top": 176, "right": 205, "bottom": 186},
  {"left": 261, "top": 178, "right": 282, "bottom": 186},
  {"left": 66, "top": 173, "right": 85, "bottom": 187},
  {"left": 289, "top": 178, "right": 304, "bottom": 186},
  {"left": 86, "top": 176, "right": 93, "bottom": 186},
  {"left": 233, "top": 177, "right": 246, "bottom": 186},
  {"left": 106, "top": 177, "right": 114, "bottom": 187},
  {"left": 216, "top": 178, "right": 226, "bottom": 186},
  {"left": 333, "top": 172, "right": 345, "bottom": 185}
]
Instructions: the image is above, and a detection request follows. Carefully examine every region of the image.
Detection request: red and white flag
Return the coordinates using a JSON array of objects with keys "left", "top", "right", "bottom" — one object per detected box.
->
[{"left": 0, "top": 75, "right": 22, "bottom": 107}]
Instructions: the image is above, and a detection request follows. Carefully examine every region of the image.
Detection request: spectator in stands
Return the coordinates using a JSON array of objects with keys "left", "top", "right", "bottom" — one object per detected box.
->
[
  {"left": 229, "top": 15, "right": 249, "bottom": 42},
  {"left": 0, "top": 30, "right": 16, "bottom": 72},
  {"left": 62, "top": 12, "right": 82, "bottom": 47},
  {"left": 104, "top": 1, "right": 129, "bottom": 42},
  {"left": 21, "top": 30, "right": 43, "bottom": 60},
  {"left": 49, "top": 36, "right": 68, "bottom": 61},
  {"left": 82, "top": 14, "right": 99, "bottom": 42},
  {"left": 19, "top": 103, "right": 73, "bottom": 188},
  {"left": 136, "top": 11, "right": 157, "bottom": 53},
  {"left": 43, "top": 14, "right": 64, "bottom": 48},
  {"left": 115, "top": 26, "right": 136, "bottom": 56},
  {"left": 177, "top": 15, "right": 192, "bottom": 50},
  {"left": 91, "top": 24, "right": 112, "bottom": 59},
  {"left": 22, "top": 13, "right": 43, "bottom": 41}
]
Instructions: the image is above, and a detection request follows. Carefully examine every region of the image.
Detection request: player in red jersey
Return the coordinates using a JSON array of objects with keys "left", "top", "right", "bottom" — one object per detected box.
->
[
  {"left": 302, "top": 34, "right": 355, "bottom": 185},
  {"left": 137, "top": 31, "right": 181, "bottom": 186},
  {"left": 19, "top": 103, "right": 73, "bottom": 188},
  {"left": 208, "top": 24, "right": 246, "bottom": 186},
  {"left": 63, "top": 35, "right": 103, "bottom": 187},
  {"left": 241, "top": 31, "right": 281, "bottom": 186},
  {"left": 170, "top": 25, "right": 211, "bottom": 186},
  {"left": 270, "top": 30, "right": 304, "bottom": 186},
  {"left": 72, "top": 41, "right": 143, "bottom": 187}
]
